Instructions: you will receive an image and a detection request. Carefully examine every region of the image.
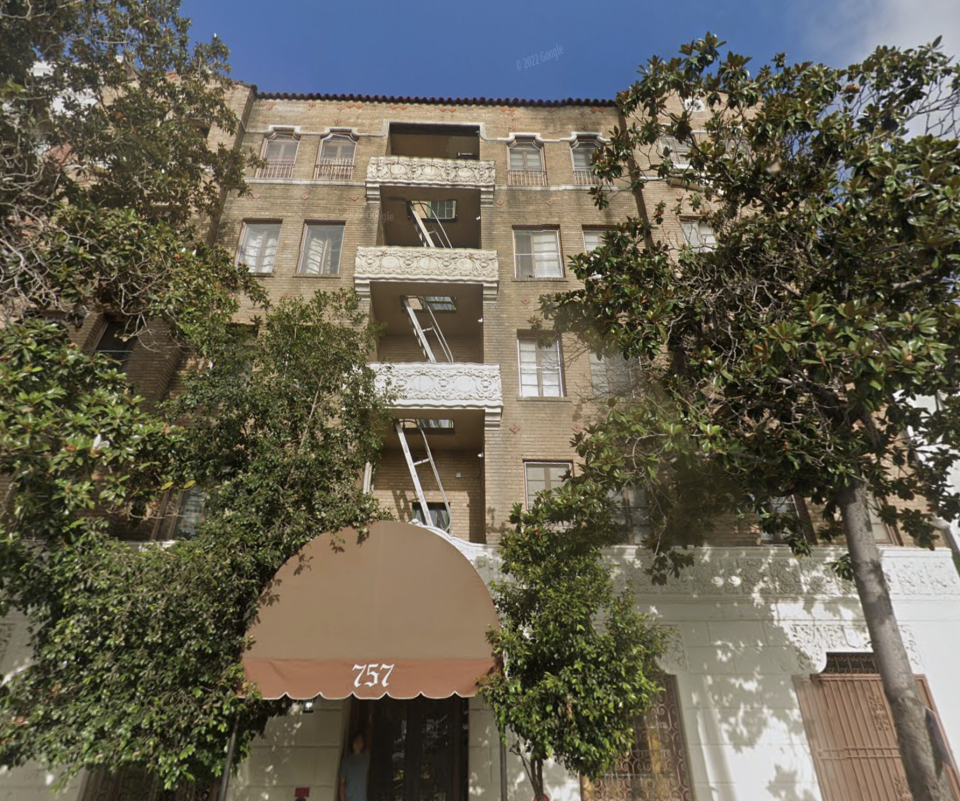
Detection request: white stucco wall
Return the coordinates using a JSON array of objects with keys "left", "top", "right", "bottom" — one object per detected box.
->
[{"left": 2, "top": 542, "right": 959, "bottom": 801}]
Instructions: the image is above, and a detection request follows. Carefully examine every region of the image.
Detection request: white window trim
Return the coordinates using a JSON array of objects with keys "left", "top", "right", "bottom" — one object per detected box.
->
[
  {"left": 523, "top": 461, "right": 572, "bottom": 508},
  {"left": 297, "top": 222, "right": 345, "bottom": 276},
  {"left": 517, "top": 335, "right": 565, "bottom": 398},
  {"left": 317, "top": 132, "right": 358, "bottom": 163},
  {"left": 513, "top": 228, "right": 563, "bottom": 279},
  {"left": 237, "top": 221, "right": 281, "bottom": 274}
]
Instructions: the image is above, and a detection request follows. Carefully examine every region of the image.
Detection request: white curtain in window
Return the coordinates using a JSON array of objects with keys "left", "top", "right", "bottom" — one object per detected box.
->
[
  {"left": 510, "top": 143, "right": 542, "bottom": 171},
  {"left": 241, "top": 223, "right": 280, "bottom": 273},
  {"left": 299, "top": 225, "right": 344, "bottom": 275},
  {"left": 515, "top": 230, "right": 561, "bottom": 278}
]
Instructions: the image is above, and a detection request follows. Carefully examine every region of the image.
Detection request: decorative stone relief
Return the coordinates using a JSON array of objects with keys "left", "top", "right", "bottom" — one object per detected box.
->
[
  {"left": 782, "top": 621, "right": 923, "bottom": 674},
  {"left": 882, "top": 553, "right": 960, "bottom": 598},
  {"left": 656, "top": 625, "right": 689, "bottom": 674},
  {"left": 354, "top": 247, "right": 499, "bottom": 300},
  {"left": 372, "top": 362, "right": 503, "bottom": 427},
  {"left": 366, "top": 156, "right": 496, "bottom": 205}
]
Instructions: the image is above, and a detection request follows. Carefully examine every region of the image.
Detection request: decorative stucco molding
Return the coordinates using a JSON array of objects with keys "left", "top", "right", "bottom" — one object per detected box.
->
[
  {"left": 366, "top": 156, "right": 496, "bottom": 205},
  {"left": 782, "top": 621, "right": 923, "bottom": 674},
  {"left": 372, "top": 362, "right": 503, "bottom": 427},
  {"left": 614, "top": 546, "right": 960, "bottom": 601},
  {"left": 354, "top": 247, "right": 499, "bottom": 300}
]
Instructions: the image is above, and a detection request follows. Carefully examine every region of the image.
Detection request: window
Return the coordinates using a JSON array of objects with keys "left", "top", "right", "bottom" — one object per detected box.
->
[
  {"left": 298, "top": 223, "right": 344, "bottom": 275},
  {"left": 413, "top": 501, "right": 451, "bottom": 531},
  {"left": 524, "top": 462, "right": 571, "bottom": 508},
  {"left": 316, "top": 134, "right": 356, "bottom": 180},
  {"left": 589, "top": 351, "right": 640, "bottom": 397},
  {"left": 508, "top": 140, "right": 546, "bottom": 185},
  {"left": 796, "top": 654, "right": 960, "bottom": 801},
  {"left": 681, "top": 220, "right": 716, "bottom": 250},
  {"left": 583, "top": 228, "right": 613, "bottom": 252},
  {"left": 258, "top": 133, "right": 298, "bottom": 179},
  {"left": 424, "top": 200, "right": 457, "bottom": 221},
  {"left": 422, "top": 296, "right": 457, "bottom": 313},
  {"left": 417, "top": 418, "right": 455, "bottom": 432},
  {"left": 514, "top": 229, "right": 562, "bottom": 278},
  {"left": 659, "top": 136, "right": 693, "bottom": 169},
  {"left": 238, "top": 222, "right": 281, "bottom": 274},
  {"left": 172, "top": 487, "right": 208, "bottom": 540},
  {"left": 683, "top": 96, "right": 706, "bottom": 113},
  {"left": 582, "top": 675, "right": 693, "bottom": 801},
  {"left": 572, "top": 138, "right": 602, "bottom": 185},
  {"left": 611, "top": 486, "right": 651, "bottom": 544},
  {"left": 518, "top": 336, "right": 563, "bottom": 397},
  {"left": 95, "top": 320, "right": 135, "bottom": 368}
]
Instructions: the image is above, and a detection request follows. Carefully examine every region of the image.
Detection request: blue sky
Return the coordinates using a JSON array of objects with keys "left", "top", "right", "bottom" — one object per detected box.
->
[{"left": 181, "top": 0, "right": 960, "bottom": 99}]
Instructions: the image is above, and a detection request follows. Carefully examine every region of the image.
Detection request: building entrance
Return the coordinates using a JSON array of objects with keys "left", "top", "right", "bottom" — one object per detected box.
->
[{"left": 353, "top": 696, "right": 468, "bottom": 801}]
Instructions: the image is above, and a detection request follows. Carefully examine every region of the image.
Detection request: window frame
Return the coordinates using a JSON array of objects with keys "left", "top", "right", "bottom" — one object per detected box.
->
[
  {"left": 589, "top": 350, "right": 640, "bottom": 398},
  {"left": 95, "top": 319, "right": 136, "bottom": 368},
  {"left": 237, "top": 221, "right": 282, "bottom": 274},
  {"left": 513, "top": 228, "right": 563, "bottom": 279},
  {"left": 659, "top": 135, "right": 694, "bottom": 169},
  {"left": 524, "top": 461, "right": 572, "bottom": 509},
  {"left": 680, "top": 219, "right": 717, "bottom": 251},
  {"left": 582, "top": 227, "right": 614, "bottom": 253},
  {"left": 571, "top": 137, "right": 602, "bottom": 185},
  {"left": 297, "top": 222, "right": 345, "bottom": 276},
  {"left": 257, "top": 132, "right": 299, "bottom": 179},
  {"left": 508, "top": 138, "right": 546, "bottom": 185},
  {"left": 316, "top": 133, "right": 357, "bottom": 180},
  {"left": 517, "top": 334, "right": 564, "bottom": 398}
]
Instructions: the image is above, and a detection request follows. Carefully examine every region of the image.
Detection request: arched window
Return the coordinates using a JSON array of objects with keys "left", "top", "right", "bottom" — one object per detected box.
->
[
  {"left": 571, "top": 137, "right": 601, "bottom": 185},
  {"left": 258, "top": 132, "right": 298, "bottom": 179},
  {"left": 316, "top": 134, "right": 357, "bottom": 181},
  {"left": 508, "top": 139, "right": 545, "bottom": 185}
]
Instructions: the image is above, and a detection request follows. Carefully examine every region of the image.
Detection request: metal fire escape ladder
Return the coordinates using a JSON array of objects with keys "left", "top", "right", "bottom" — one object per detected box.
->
[
  {"left": 401, "top": 296, "right": 454, "bottom": 363},
  {"left": 395, "top": 420, "right": 452, "bottom": 532},
  {"left": 407, "top": 201, "right": 454, "bottom": 249}
]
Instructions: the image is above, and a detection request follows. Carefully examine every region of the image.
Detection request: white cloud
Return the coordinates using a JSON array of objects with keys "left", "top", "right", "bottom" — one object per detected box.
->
[{"left": 802, "top": 0, "right": 960, "bottom": 64}]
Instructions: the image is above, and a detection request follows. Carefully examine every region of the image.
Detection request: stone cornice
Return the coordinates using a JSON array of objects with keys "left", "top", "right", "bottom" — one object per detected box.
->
[
  {"left": 372, "top": 362, "right": 503, "bottom": 427},
  {"left": 366, "top": 156, "right": 496, "bottom": 205},
  {"left": 355, "top": 247, "right": 499, "bottom": 300}
]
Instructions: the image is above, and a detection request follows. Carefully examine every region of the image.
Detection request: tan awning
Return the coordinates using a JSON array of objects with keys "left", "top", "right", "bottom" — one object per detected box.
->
[{"left": 242, "top": 520, "right": 499, "bottom": 700}]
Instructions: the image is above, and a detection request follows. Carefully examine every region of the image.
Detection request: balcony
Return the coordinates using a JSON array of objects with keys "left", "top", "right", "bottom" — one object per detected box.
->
[
  {"left": 372, "top": 362, "right": 503, "bottom": 428},
  {"left": 367, "top": 157, "right": 495, "bottom": 205},
  {"left": 355, "top": 247, "right": 499, "bottom": 300}
]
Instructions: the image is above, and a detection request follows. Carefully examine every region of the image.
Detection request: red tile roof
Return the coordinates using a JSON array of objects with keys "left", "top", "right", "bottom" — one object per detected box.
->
[{"left": 255, "top": 91, "right": 616, "bottom": 108}]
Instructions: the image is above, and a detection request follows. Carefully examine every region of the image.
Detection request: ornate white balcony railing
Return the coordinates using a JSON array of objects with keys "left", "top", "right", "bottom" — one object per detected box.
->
[
  {"left": 366, "top": 156, "right": 495, "bottom": 205},
  {"left": 372, "top": 362, "right": 502, "bottom": 427},
  {"left": 354, "top": 247, "right": 499, "bottom": 300}
]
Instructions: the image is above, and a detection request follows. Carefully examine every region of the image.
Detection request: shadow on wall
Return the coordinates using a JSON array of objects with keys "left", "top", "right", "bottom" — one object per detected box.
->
[{"left": 614, "top": 544, "right": 875, "bottom": 801}]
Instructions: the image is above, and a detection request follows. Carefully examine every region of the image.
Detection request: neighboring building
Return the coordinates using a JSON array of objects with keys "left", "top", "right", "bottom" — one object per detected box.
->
[{"left": 2, "top": 87, "right": 960, "bottom": 801}]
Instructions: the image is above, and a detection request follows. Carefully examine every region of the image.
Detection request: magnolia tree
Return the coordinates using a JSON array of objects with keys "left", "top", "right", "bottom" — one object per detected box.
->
[
  {"left": 481, "top": 488, "right": 665, "bottom": 801},
  {"left": 547, "top": 35, "right": 960, "bottom": 801}
]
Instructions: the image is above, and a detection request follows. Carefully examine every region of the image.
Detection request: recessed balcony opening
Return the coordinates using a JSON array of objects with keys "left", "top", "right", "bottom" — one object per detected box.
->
[
  {"left": 388, "top": 123, "right": 480, "bottom": 160},
  {"left": 371, "top": 281, "right": 483, "bottom": 363},
  {"left": 379, "top": 187, "right": 481, "bottom": 249}
]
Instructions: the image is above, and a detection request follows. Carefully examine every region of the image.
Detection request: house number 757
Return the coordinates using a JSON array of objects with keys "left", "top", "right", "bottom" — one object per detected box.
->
[{"left": 352, "top": 663, "right": 395, "bottom": 688}]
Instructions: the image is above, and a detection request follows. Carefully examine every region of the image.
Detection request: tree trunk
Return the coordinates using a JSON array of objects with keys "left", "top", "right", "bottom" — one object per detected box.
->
[{"left": 837, "top": 479, "right": 952, "bottom": 801}]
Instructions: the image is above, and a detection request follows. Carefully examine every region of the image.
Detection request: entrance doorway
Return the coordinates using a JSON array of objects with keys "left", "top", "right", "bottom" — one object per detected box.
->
[{"left": 351, "top": 696, "right": 468, "bottom": 801}]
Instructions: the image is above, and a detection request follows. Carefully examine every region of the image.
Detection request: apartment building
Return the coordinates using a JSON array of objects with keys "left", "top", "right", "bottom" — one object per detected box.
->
[{"left": 2, "top": 86, "right": 960, "bottom": 801}]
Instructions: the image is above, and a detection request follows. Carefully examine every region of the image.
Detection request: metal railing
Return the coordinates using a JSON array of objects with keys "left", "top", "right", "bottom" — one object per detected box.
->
[
  {"left": 573, "top": 169, "right": 607, "bottom": 186},
  {"left": 508, "top": 169, "right": 547, "bottom": 186},
  {"left": 256, "top": 160, "right": 295, "bottom": 179},
  {"left": 315, "top": 158, "right": 355, "bottom": 181}
]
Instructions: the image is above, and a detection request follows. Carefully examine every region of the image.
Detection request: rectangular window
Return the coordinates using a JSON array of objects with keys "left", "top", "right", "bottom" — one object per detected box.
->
[
  {"left": 417, "top": 418, "right": 455, "bottom": 432},
  {"left": 238, "top": 222, "right": 281, "bottom": 274},
  {"left": 423, "top": 295, "right": 457, "bottom": 313},
  {"left": 681, "top": 220, "right": 716, "bottom": 250},
  {"left": 660, "top": 136, "right": 692, "bottom": 168},
  {"left": 572, "top": 140, "right": 602, "bottom": 185},
  {"left": 258, "top": 134, "right": 298, "bottom": 179},
  {"left": 298, "top": 223, "right": 344, "bottom": 275},
  {"left": 611, "top": 486, "right": 652, "bottom": 544},
  {"left": 518, "top": 336, "right": 563, "bottom": 397},
  {"left": 589, "top": 351, "right": 639, "bottom": 397},
  {"left": 524, "top": 462, "right": 571, "bottom": 508},
  {"left": 172, "top": 487, "right": 208, "bottom": 539},
  {"left": 582, "top": 675, "right": 693, "bottom": 801},
  {"left": 413, "top": 501, "right": 451, "bottom": 531},
  {"left": 582, "top": 228, "right": 613, "bottom": 252},
  {"left": 424, "top": 200, "right": 457, "bottom": 221},
  {"left": 514, "top": 229, "right": 562, "bottom": 279},
  {"left": 95, "top": 320, "right": 135, "bottom": 368}
]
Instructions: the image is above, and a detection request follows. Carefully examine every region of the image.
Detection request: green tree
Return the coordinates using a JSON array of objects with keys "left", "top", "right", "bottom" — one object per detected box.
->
[
  {"left": 481, "top": 487, "right": 665, "bottom": 801},
  {"left": 0, "top": 292, "right": 389, "bottom": 787},
  {"left": 550, "top": 34, "right": 960, "bottom": 801}
]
